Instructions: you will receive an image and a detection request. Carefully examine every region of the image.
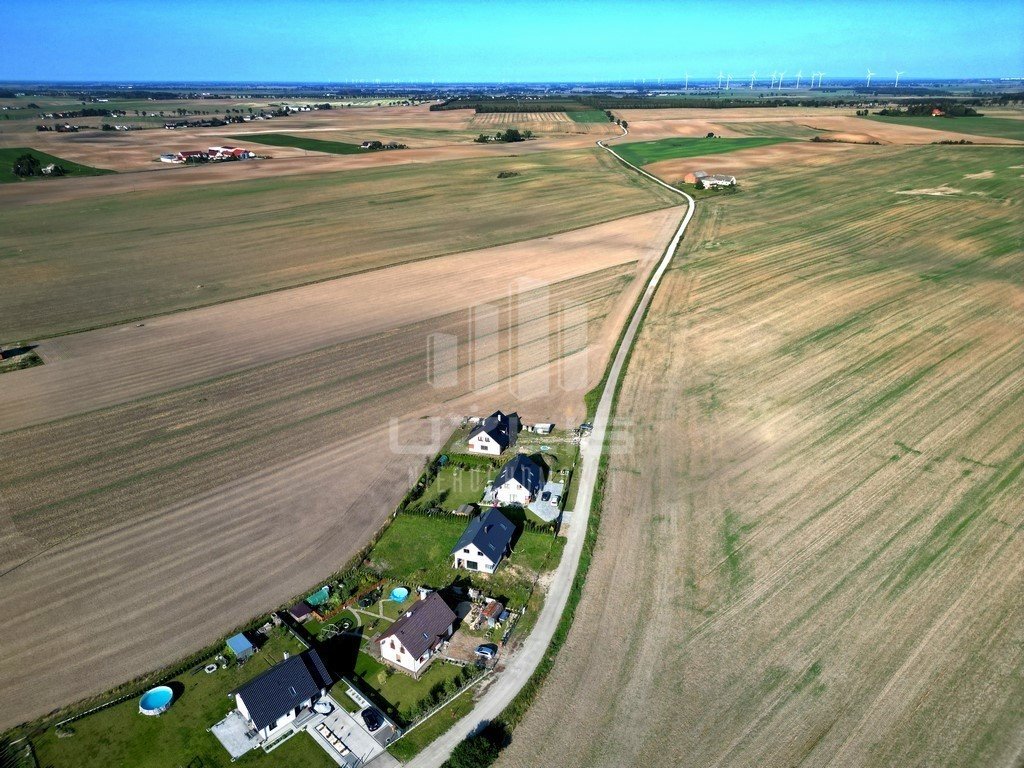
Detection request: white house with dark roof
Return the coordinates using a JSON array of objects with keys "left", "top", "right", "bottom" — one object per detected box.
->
[
  {"left": 231, "top": 648, "right": 332, "bottom": 744},
  {"left": 489, "top": 454, "right": 545, "bottom": 506},
  {"left": 467, "top": 410, "right": 521, "bottom": 455},
  {"left": 451, "top": 508, "right": 515, "bottom": 573},
  {"left": 378, "top": 592, "right": 457, "bottom": 675}
]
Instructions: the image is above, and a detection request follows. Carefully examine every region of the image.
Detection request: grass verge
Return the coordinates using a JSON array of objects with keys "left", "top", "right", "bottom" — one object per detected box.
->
[{"left": 0, "top": 147, "right": 113, "bottom": 183}]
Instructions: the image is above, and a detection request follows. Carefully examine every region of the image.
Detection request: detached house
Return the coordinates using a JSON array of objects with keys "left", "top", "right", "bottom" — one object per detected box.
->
[
  {"left": 231, "top": 649, "right": 332, "bottom": 744},
  {"left": 467, "top": 410, "right": 521, "bottom": 456},
  {"left": 378, "top": 592, "right": 457, "bottom": 675},
  {"left": 451, "top": 508, "right": 515, "bottom": 573},
  {"left": 489, "top": 454, "right": 545, "bottom": 506}
]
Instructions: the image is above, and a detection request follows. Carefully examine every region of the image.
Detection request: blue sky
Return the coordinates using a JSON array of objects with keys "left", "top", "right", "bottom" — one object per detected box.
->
[{"left": 2, "top": 0, "right": 1021, "bottom": 82}]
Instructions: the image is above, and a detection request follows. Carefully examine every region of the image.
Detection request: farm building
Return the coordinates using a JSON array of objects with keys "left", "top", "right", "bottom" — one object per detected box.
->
[
  {"left": 701, "top": 174, "right": 737, "bottom": 188},
  {"left": 683, "top": 170, "right": 708, "bottom": 185},
  {"left": 489, "top": 453, "right": 545, "bottom": 506},
  {"left": 451, "top": 507, "right": 516, "bottom": 573},
  {"left": 208, "top": 146, "right": 253, "bottom": 160},
  {"left": 481, "top": 599, "right": 507, "bottom": 629},
  {"left": 378, "top": 592, "right": 457, "bottom": 675},
  {"left": 231, "top": 649, "right": 332, "bottom": 744},
  {"left": 467, "top": 410, "right": 521, "bottom": 455},
  {"left": 226, "top": 633, "right": 255, "bottom": 662}
]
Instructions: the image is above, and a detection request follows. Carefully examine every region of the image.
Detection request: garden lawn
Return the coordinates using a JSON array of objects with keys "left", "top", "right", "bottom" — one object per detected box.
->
[
  {"left": 411, "top": 464, "right": 498, "bottom": 512},
  {"left": 229, "top": 133, "right": 368, "bottom": 154},
  {"left": 614, "top": 136, "right": 792, "bottom": 167},
  {"left": 31, "top": 630, "right": 319, "bottom": 768},
  {"left": 0, "top": 147, "right": 113, "bottom": 183},
  {"left": 862, "top": 115, "right": 1024, "bottom": 141},
  {"left": 387, "top": 689, "right": 477, "bottom": 761}
]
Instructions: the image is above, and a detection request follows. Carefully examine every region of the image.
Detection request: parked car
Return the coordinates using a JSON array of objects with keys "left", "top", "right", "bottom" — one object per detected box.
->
[
  {"left": 541, "top": 491, "right": 551, "bottom": 503},
  {"left": 475, "top": 644, "right": 498, "bottom": 659},
  {"left": 550, "top": 494, "right": 561, "bottom": 507},
  {"left": 361, "top": 707, "right": 383, "bottom": 732}
]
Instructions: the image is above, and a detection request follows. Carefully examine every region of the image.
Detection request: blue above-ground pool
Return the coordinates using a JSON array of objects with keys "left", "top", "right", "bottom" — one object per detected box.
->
[
  {"left": 390, "top": 586, "right": 410, "bottom": 602},
  {"left": 139, "top": 685, "right": 174, "bottom": 716}
]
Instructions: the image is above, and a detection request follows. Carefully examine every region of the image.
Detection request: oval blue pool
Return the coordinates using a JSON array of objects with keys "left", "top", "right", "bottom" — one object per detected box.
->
[
  {"left": 389, "top": 587, "right": 410, "bottom": 602},
  {"left": 139, "top": 685, "right": 174, "bottom": 716}
]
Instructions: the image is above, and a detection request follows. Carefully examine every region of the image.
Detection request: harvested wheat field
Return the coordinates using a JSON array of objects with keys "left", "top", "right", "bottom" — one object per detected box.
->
[
  {"left": 0, "top": 147, "right": 678, "bottom": 340},
  {"left": 500, "top": 145, "right": 1024, "bottom": 767},
  {"left": 0, "top": 201, "right": 683, "bottom": 730},
  {"left": 1, "top": 207, "right": 681, "bottom": 431}
]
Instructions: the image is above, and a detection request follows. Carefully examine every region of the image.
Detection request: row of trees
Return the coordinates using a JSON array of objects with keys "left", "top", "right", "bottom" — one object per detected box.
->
[
  {"left": 12, "top": 153, "right": 66, "bottom": 178},
  {"left": 474, "top": 128, "right": 534, "bottom": 143},
  {"left": 875, "top": 103, "right": 980, "bottom": 117}
]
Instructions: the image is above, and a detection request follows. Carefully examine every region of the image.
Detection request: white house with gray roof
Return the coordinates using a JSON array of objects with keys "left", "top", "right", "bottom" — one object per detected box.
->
[
  {"left": 467, "top": 410, "right": 521, "bottom": 455},
  {"left": 489, "top": 454, "right": 545, "bottom": 506},
  {"left": 451, "top": 508, "right": 516, "bottom": 573}
]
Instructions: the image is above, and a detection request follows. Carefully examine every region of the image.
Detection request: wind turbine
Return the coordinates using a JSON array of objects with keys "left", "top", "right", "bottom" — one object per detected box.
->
[
  {"left": 770, "top": 70, "right": 778, "bottom": 89},
  {"left": 726, "top": 73, "right": 732, "bottom": 90},
  {"left": 795, "top": 70, "right": 803, "bottom": 89},
  {"left": 816, "top": 71, "right": 825, "bottom": 88},
  {"left": 750, "top": 71, "right": 757, "bottom": 89},
  {"left": 866, "top": 68, "right": 875, "bottom": 87},
  {"left": 777, "top": 71, "right": 786, "bottom": 89},
  {"left": 684, "top": 72, "right": 689, "bottom": 92},
  {"left": 894, "top": 70, "right": 905, "bottom": 87},
  {"left": 718, "top": 71, "right": 724, "bottom": 89}
]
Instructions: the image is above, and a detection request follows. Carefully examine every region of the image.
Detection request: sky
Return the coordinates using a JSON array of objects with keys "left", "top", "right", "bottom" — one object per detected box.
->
[{"left": 2, "top": 0, "right": 1021, "bottom": 83}]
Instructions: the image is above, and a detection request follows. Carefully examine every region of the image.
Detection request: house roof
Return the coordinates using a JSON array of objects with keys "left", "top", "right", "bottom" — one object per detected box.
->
[
  {"left": 226, "top": 633, "right": 254, "bottom": 655},
  {"left": 482, "top": 600, "right": 505, "bottom": 620},
  {"left": 288, "top": 601, "right": 313, "bottom": 620},
  {"left": 468, "top": 410, "right": 521, "bottom": 451},
  {"left": 493, "top": 453, "right": 545, "bottom": 496},
  {"left": 454, "top": 512, "right": 516, "bottom": 565},
  {"left": 451, "top": 508, "right": 515, "bottom": 564},
  {"left": 379, "top": 592, "right": 457, "bottom": 660},
  {"left": 233, "top": 649, "right": 332, "bottom": 731}
]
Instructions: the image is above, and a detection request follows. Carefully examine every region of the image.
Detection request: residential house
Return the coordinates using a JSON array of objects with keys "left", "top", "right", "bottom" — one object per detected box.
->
[
  {"left": 490, "top": 454, "right": 544, "bottom": 506},
  {"left": 451, "top": 508, "right": 515, "bottom": 574},
  {"left": 378, "top": 592, "right": 457, "bottom": 675},
  {"left": 287, "top": 601, "right": 314, "bottom": 623},
  {"left": 231, "top": 649, "right": 332, "bottom": 744},
  {"left": 467, "top": 410, "right": 521, "bottom": 456}
]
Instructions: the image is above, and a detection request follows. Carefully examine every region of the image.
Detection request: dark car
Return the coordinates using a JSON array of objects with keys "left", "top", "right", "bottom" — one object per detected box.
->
[
  {"left": 475, "top": 644, "right": 498, "bottom": 659},
  {"left": 361, "top": 707, "right": 383, "bottom": 733}
]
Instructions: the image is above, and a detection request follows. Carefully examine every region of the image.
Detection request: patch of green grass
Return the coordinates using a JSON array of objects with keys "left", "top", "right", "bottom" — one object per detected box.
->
[
  {"left": 861, "top": 115, "right": 1024, "bottom": 141},
  {"left": 0, "top": 350, "right": 43, "bottom": 374},
  {"left": 31, "top": 629, "right": 318, "bottom": 768},
  {"left": 228, "top": 133, "right": 368, "bottom": 154},
  {"left": 568, "top": 110, "right": 611, "bottom": 124},
  {"left": 614, "top": 136, "right": 792, "bottom": 167},
  {"left": 0, "top": 147, "right": 113, "bottom": 183},
  {"left": 387, "top": 686, "right": 477, "bottom": 761}
]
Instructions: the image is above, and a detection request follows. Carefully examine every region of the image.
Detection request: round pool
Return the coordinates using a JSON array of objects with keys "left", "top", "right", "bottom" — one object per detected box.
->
[
  {"left": 139, "top": 685, "right": 174, "bottom": 716},
  {"left": 389, "top": 587, "right": 410, "bottom": 602}
]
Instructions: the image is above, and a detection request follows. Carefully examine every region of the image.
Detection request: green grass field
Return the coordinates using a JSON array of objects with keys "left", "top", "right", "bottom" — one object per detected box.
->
[
  {"left": 614, "top": 136, "right": 792, "bottom": 167},
  {"left": 0, "top": 147, "right": 113, "bottom": 183},
  {"left": 31, "top": 629, "right": 333, "bottom": 768},
  {"left": 862, "top": 115, "right": 1024, "bottom": 141},
  {"left": 568, "top": 110, "right": 610, "bottom": 124},
  {"left": 228, "top": 132, "right": 368, "bottom": 154}
]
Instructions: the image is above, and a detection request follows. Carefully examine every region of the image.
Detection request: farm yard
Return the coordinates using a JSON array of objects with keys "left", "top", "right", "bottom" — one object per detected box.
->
[{"left": 499, "top": 144, "right": 1024, "bottom": 767}]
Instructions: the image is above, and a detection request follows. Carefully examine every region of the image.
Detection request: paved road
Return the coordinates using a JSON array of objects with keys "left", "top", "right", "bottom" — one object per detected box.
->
[{"left": 406, "top": 128, "right": 696, "bottom": 766}]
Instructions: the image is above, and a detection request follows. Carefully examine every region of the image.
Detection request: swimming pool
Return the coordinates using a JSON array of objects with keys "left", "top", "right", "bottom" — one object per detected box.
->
[
  {"left": 389, "top": 586, "right": 410, "bottom": 602},
  {"left": 139, "top": 685, "right": 174, "bottom": 716}
]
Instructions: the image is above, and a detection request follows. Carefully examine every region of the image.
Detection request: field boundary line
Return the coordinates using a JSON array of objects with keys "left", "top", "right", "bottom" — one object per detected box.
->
[{"left": 405, "top": 126, "right": 695, "bottom": 767}]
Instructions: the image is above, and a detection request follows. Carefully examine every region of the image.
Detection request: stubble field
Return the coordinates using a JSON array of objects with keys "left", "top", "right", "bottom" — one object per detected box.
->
[
  {"left": 500, "top": 144, "right": 1024, "bottom": 767},
  {"left": 0, "top": 147, "right": 678, "bottom": 340}
]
